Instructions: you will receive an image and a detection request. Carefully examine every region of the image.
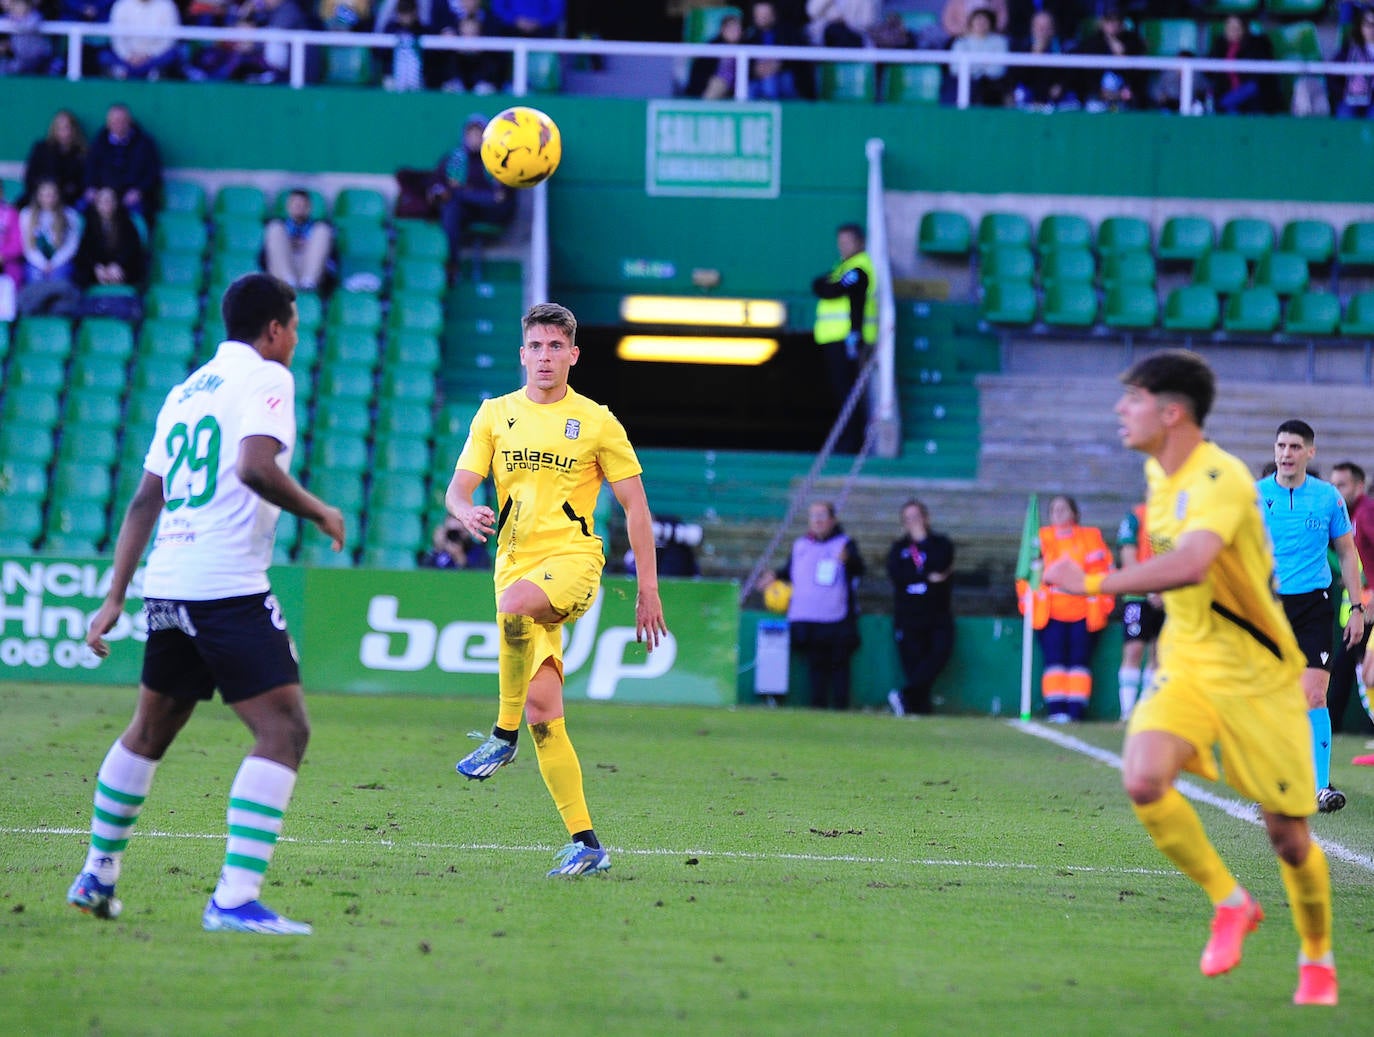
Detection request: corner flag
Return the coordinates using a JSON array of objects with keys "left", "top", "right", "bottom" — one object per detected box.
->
[{"left": 1015, "top": 494, "right": 1041, "bottom": 587}]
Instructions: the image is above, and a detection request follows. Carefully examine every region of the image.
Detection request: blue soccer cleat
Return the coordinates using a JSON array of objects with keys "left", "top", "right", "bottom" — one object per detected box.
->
[
  {"left": 67, "top": 872, "right": 122, "bottom": 920},
  {"left": 202, "top": 899, "right": 313, "bottom": 935},
  {"left": 547, "top": 842, "right": 611, "bottom": 877},
  {"left": 455, "top": 731, "right": 518, "bottom": 780}
]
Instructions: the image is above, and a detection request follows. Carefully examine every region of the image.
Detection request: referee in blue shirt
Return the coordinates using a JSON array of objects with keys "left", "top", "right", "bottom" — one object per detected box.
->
[{"left": 1259, "top": 420, "right": 1365, "bottom": 813}]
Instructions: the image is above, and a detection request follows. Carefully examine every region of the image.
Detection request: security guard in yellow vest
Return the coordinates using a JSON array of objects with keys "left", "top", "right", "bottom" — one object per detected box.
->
[{"left": 812, "top": 223, "right": 877, "bottom": 453}]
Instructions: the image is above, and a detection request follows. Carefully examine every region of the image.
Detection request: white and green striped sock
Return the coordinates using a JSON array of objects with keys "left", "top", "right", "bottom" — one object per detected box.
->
[
  {"left": 212, "top": 757, "right": 297, "bottom": 910},
  {"left": 84, "top": 741, "right": 158, "bottom": 885}
]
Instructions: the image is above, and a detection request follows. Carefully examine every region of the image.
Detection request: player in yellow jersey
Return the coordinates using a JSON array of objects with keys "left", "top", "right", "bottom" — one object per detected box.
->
[
  {"left": 1044, "top": 350, "right": 1337, "bottom": 1006},
  {"left": 445, "top": 302, "right": 669, "bottom": 877}
]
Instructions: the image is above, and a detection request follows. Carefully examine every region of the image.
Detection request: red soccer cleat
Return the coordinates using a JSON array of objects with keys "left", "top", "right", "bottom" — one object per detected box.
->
[
  {"left": 1293, "top": 963, "right": 1338, "bottom": 1006},
  {"left": 1199, "top": 891, "right": 1264, "bottom": 976}
]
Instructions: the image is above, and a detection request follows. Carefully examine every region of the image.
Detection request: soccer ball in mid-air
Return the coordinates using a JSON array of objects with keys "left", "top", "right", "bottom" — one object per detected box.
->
[
  {"left": 480, "top": 106, "right": 562, "bottom": 188},
  {"left": 763, "top": 579, "right": 792, "bottom": 614}
]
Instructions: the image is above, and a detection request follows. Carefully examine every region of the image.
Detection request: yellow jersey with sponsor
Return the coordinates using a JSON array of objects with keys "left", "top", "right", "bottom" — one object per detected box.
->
[
  {"left": 1146, "top": 439, "right": 1303, "bottom": 690},
  {"left": 455, "top": 386, "right": 642, "bottom": 585}
]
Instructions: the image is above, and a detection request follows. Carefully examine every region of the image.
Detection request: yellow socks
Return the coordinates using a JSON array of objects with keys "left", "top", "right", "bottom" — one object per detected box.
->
[
  {"left": 1280, "top": 841, "right": 1333, "bottom": 961},
  {"left": 1133, "top": 789, "right": 1237, "bottom": 904},
  {"left": 495, "top": 613, "right": 535, "bottom": 732},
  {"left": 530, "top": 716, "right": 592, "bottom": 836}
]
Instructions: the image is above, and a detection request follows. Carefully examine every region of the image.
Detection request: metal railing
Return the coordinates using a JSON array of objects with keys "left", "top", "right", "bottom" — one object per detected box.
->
[{"left": 6, "top": 20, "right": 1373, "bottom": 112}]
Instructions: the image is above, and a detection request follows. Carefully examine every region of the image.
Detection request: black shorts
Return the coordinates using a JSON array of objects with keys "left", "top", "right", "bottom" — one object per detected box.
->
[
  {"left": 141, "top": 592, "right": 300, "bottom": 703},
  {"left": 1122, "top": 599, "right": 1165, "bottom": 643},
  {"left": 1280, "top": 588, "right": 1335, "bottom": 672}
]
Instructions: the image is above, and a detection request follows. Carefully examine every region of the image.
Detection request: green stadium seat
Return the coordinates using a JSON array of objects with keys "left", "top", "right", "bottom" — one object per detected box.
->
[
  {"left": 389, "top": 293, "right": 445, "bottom": 336},
  {"left": 13, "top": 354, "right": 66, "bottom": 392},
  {"left": 323, "top": 46, "right": 376, "bottom": 86},
  {"left": 125, "top": 390, "right": 167, "bottom": 430},
  {"left": 1157, "top": 216, "right": 1214, "bottom": 263},
  {"left": 84, "top": 284, "right": 141, "bottom": 317},
  {"left": 1341, "top": 291, "right": 1374, "bottom": 335},
  {"left": 153, "top": 212, "right": 209, "bottom": 256},
  {"left": 316, "top": 397, "right": 372, "bottom": 436},
  {"left": 290, "top": 334, "right": 319, "bottom": 374},
  {"left": 1265, "top": 2, "right": 1325, "bottom": 24},
  {"left": 210, "top": 251, "right": 261, "bottom": 290},
  {"left": 438, "top": 400, "right": 482, "bottom": 440},
  {"left": 392, "top": 257, "right": 448, "bottom": 296},
  {"left": 1037, "top": 214, "right": 1093, "bottom": 254},
  {"left": 385, "top": 330, "right": 441, "bottom": 372},
  {"left": 377, "top": 401, "right": 434, "bottom": 439},
  {"left": 1222, "top": 287, "right": 1281, "bottom": 334},
  {"left": 1141, "top": 18, "right": 1200, "bottom": 56},
  {"left": 324, "top": 326, "right": 381, "bottom": 368},
  {"left": 162, "top": 179, "right": 207, "bottom": 217},
  {"left": 1, "top": 177, "right": 22, "bottom": 203},
  {"left": 77, "top": 317, "right": 135, "bottom": 361},
  {"left": 44, "top": 500, "right": 108, "bottom": 554},
  {"left": 317, "top": 363, "right": 376, "bottom": 403},
  {"left": 333, "top": 187, "right": 388, "bottom": 223},
  {"left": 361, "top": 546, "right": 418, "bottom": 570},
  {"left": 684, "top": 4, "right": 740, "bottom": 42},
  {"left": 1283, "top": 291, "right": 1340, "bottom": 336},
  {"left": 1338, "top": 221, "right": 1374, "bottom": 271},
  {"left": 306, "top": 468, "right": 366, "bottom": 511},
  {"left": 131, "top": 355, "right": 191, "bottom": 393},
  {"left": 1199, "top": 0, "right": 1258, "bottom": 14},
  {"left": 52, "top": 461, "right": 114, "bottom": 503},
  {"left": 212, "top": 215, "right": 264, "bottom": 256},
  {"left": 2, "top": 390, "right": 60, "bottom": 429},
  {"left": 310, "top": 432, "right": 370, "bottom": 472},
  {"left": 1103, "top": 284, "right": 1160, "bottom": 329},
  {"left": 1163, "top": 285, "right": 1220, "bottom": 332},
  {"left": 337, "top": 218, "right": 389, "bottom": 286},
  {"left": 145, "top": 285, "right": 202, "bottom": 323},
  {"left": 817, "top": 61, "right": 876, "bottom": 102},
  {"left": 1279, "top": 220, "right": 1335, "bottom": 266},
  {"left": 64, "top": 387, "right": 123, "bottom": 428},
  {"left": 977, "top": 212, "right": 1033, "bottom": 255},
  {"left": 380, "top": 365, "right": 437, "bottom": 403},
  {"left": 0, "top": 498, "right": 43, "bottom": 547},
  {"left": 296, "top": 290, "right": 323, "bottom": 332},
  {"left": 369, "top": 470, "right": 429, "bottom": 513},
  {"left": 59, "top": 425, "right": 119, "bottom": 465},
  {"left": 527, "top": 51, "right": 563, "bottom": 94},
  {"left": 917, "top": 211, "right": 972, "bottom": 257},
  {"left": 1192, "top": 250, "right": 1249, "bottom": 295},
  {"left": 150, "top": 250, "right": 206, "bottom": 292},
  {"left": 1039, "top": 246, "right": 1096, "bottom": 289},
  {"left": 1253, "top": 252, "right": 1309, "bottom": 297},
  {"left": 138, "top": 319, "right": 197, "bottom": 364},
  {"left": 15, "top": 316, "right": 73, "bottom": 358},
  {"left": 374, "top": 435, "right": 431, "bottom": 475},
  {"left": 881, "top": 63, "right": 943, "bottom": 106},
  {"left": 978, "top": 245, "right": 1035, "bottom": 286},
  {"left": 1040, "top": 282, "right": 1098, "bottom": 328},
  {"left": 213, "top": 184, "right": 267, "bottom": 222},
  {"left": 0, "top": 459, "right": 49, "bottom": 501},
  {"left": 1095, "top": 216, "right": 1152, "bottom": 260},
  {"left": 69, "top": 353, "right": 128, "bottom": 392},
  {"left": 327, "top": 290, "right": 383, "bottom": 333},
  {"left": 394, "top": 220, "right": 449, "bottom": 262},
  {"left": 1101, "top": 250, "right": 1156, "bottom": 290},
  {"left": 1218, "top": 218, "right": 1274, "bottom": 264},
  {"left": 980, "top": 280, "right": 1037, "bottom": 325},
  {"left": 365, "top": 509, "right": 426, "bottom": 551}
]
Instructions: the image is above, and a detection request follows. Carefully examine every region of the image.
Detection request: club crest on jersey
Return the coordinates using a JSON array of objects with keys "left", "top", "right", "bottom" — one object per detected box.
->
[{"left": 564, "top": 419, "right": 581, "bottom": 440}]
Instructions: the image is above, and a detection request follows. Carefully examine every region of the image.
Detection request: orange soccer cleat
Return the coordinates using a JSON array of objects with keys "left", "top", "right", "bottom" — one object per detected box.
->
[
  {"left": 1199, "top": 891, "right": 1264, "bottom": 977},
  {"left": 1293, "top": 963, "right": 1338, "bottom": 1006}
]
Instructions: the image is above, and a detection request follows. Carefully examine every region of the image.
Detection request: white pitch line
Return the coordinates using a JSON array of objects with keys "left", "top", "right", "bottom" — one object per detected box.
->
[
  {"left": 1014, "top": 719, "right": 1374, "bottom": 875},
  {"left": 4, "top": 825, "right": 1178, "bottom": 877}
]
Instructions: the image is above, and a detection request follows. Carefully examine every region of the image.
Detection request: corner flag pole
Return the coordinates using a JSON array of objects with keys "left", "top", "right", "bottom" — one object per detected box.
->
[{"left": 1015, "top": 494, "right": 1040, "bottom": 722}]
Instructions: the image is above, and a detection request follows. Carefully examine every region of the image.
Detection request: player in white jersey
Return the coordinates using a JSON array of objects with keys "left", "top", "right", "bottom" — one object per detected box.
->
[{"left": 69, "top": 273, "right": 345, "bottom": 935}]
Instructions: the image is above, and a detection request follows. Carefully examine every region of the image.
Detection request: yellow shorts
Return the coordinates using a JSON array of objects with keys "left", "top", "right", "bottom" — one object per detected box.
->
[
  {"left": 1129, "top": 663, "right": 1315, "bottom": 818},
  {"left": 498, "top": 552, "right": 604, "bottom": 683}
]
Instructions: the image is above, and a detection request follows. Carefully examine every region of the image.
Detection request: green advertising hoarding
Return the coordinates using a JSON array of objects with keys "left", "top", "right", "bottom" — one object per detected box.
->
[{"left": 298, "top": 568, "right": 738, "bottom": 705}]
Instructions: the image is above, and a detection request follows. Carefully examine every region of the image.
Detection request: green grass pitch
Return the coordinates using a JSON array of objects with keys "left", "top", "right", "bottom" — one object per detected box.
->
[{"left": 2, "top": 681, "right": 1373, "bottom": 1036}]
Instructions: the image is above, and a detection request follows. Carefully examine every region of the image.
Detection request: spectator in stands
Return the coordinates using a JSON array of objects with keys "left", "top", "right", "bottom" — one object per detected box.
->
[
  {"left": 435, "top": 113, "right": 517, "bottom": 273},
  {"left": 1005, "top": 0, "right": 1080, "bottom": 44},
  {"left": 261, "top": 188, "right": 334, "bottom": 293},
  {"left": 433, "top": 0, "right": 505, "bottom": 93},
  {"left": 85, "top": 103, "right": 164, "bottom": 221},
  {"left": 1206, "top": 14, "right": 1281, "bottom": 115},
  {"left": 21, "top": 109, "right": 88, "bottom": 209},
  {"left": 761, "top": 501, "right": 866, "bottom": 710},
  {"left": 805, "top": 0, "right": 879, "bottom": 47},
  {"left": 0, "top": 0, "right": 53, "bottom": 76},
  {"left": 744, "top": 1, "right": 812, "bottom": 100},
  {"left": 868, "top": 10, "right": 917, "bottom": 50},
  {"left": 190, "top": 1, "right": 283, "bottom": 82},
  {"left": 17, "top": 179, "right": 83, "bottom": 316},
  {"left": 1333, "top": 9, "right": 1374, "bottom": 119},
  {"left": 489, "top": 0, "right": 564, "bottom": 38},
  {"left": 0, "top": 192, "right": 22, "bottom": 322},
  {"left": 624, "top": 516, "right": 702, "bottom": 578},
  {"left": 1149, "top": 48, "right": 1193, "bottom": 113},
  {"left": 1011, "top": 10, "right": 1077, "bottom": 111},
  {"left": 811, "top": 221, "right": 874, "bottom": 454},
  {"left": 1326, "top": 461, "right": 1374, "bottom": 736},
  {"left": 886, "top": 498, "right": 955, "bottom": 717},
  {"left": 102, "top": 0, "right": 185, "bottom": 81},
  {"left": 377, "top": 0, "right": 430, "bottom": 92},
  {"left": 686, "top": 11, "right": 744, "bottom": 99},
  {"left": 320, "top": 0, "right": 374, "bottom": 29},
  {"left": 1077, "top": 6, "right": 1146, "bottom": 112},
  {"left": 74, "top": 186, "right": 147, "bottom": 289},
  {"left": 58, "top": 0, "right": 117, "bottom": 76},
  {"left": 951, "top": 7, "right": 1009, "bottom": 107},
  {"left": 421, "top": 514, "right": 491, "bottom": 569},
  {"left": 941, "top": 0, "right": 1006, "bottom": 42}
]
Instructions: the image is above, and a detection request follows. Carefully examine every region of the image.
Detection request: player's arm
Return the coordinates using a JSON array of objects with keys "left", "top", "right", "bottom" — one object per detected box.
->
[
  {"left": 611, "top": 473, "right": 668, "bottom": 651},
  {"left": 85, "top": 472, "right": 166, "bottom": 658},
  {"left": 1333, "top": 531, "right": 1366, "bottom": 645},
  {"left": 238, "top": 434, "right": 345, "bottom": 549},
  {"left": 928, "top": 538, "right": 954, "bottom": 583},
  {"left": 1044, "top": 528, "right": 1223, "bottom": 597},
  {"left": 445, "top": 468, "right": 495, "bottom": 543}
]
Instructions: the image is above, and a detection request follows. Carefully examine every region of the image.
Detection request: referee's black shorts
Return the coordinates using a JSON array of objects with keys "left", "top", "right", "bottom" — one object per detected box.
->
[{"left": 1279, "top": 588, "right": 1336, "bottom": 672}]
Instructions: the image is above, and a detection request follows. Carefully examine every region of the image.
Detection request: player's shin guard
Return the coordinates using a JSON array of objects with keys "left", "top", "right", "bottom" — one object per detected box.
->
[
  {"left": 84, "top": 740, "right": 158, "bottom": 884},
  {"left": 530, "top": 716, "right": 592, "bottom": 836},
  {"left": 1133, "top": 788, "right": 1237, "bottom": 903},
  {"left": 1118, "top": 667, "right": 1141, "bottom": 719},
  {"left": 1279, "top": 840, "right": 1333, "bottom": 961},
  {"left": 495, "top": 613, "right": 536, "bottom": 732},
  {"left": 1308, "top": 708, "right": 1333, "bottom": 790},
  {"left": 212, "top": 757, "right": 296, "bottom": 910}
]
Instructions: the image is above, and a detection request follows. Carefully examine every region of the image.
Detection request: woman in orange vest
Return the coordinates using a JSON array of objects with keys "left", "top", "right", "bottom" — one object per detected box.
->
[{"left": 1018, "top": 495, "right": 1114, "bottom": 721}]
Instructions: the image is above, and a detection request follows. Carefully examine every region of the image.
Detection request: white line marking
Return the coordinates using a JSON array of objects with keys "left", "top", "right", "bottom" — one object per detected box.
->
[
  {"left": 1014, "top": 720, "right": 1374, "bottom": 874},
  {"left": 4, "top": 826, "right": 1177, "bottom": 876}
]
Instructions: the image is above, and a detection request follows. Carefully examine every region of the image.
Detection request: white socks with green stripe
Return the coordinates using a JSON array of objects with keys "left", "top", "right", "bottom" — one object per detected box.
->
[
  {"left": 212, "top": 756, "right": 297, "bottom": 910},
  {"left": 84, "top": 740, "right": 159, "bottom": 885}
]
